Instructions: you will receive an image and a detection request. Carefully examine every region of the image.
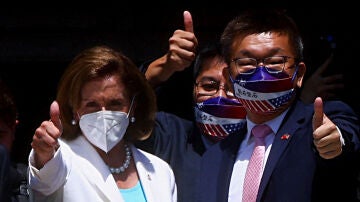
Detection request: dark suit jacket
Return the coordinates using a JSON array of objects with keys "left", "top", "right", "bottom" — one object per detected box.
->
[
  {"left": 0, "top": 145, "right": 11, "bottom": 202},
  {"left": 197, "top": 99, "right": 360, "bottom": 202}
]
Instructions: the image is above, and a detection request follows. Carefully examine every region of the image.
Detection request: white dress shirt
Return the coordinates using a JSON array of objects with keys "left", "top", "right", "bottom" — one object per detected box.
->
[{"left": 228, "top": 109, "right": 288, "bottom": 202}]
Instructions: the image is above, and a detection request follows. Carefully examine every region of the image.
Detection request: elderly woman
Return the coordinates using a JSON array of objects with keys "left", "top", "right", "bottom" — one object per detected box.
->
[{"left": 28, "top": 45, "right": 177, "bottom": 202}]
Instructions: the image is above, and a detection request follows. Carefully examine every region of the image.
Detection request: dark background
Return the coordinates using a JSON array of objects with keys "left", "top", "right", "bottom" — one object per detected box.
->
[{"left": 0, "top": 5, "right": 358, "bottom": 163}]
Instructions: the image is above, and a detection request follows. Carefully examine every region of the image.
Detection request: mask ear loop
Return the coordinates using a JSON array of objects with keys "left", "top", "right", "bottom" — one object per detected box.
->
[
  {"left": 291, "top": 65, "right": 299, "bottom": 82},
  {"left": 228, "top": 70, "right": 239, "bottom": 99},
  {"left": 127, "top": 95, "right": 137, "bottom": 123}
]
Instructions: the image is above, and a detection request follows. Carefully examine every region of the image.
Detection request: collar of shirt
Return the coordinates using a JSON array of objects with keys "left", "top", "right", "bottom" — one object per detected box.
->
[{"left": 241, "top": 108, "right": 290, "bottom": 150}]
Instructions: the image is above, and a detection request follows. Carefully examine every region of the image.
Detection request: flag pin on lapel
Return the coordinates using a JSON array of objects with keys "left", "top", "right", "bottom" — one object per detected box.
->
[{"left": 281, "top": 134, "right": 290, "bottom": 140}]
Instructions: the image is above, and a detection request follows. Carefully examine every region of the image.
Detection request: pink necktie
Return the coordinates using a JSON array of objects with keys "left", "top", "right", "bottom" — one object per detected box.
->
[{"left": 242, "top": 124, "right": 272, "bottom": 202}]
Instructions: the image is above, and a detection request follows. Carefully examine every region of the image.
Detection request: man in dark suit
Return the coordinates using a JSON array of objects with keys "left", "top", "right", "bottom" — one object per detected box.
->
[
  {"left": 197, "top": 9, "right": 360, "bottom": 202},
  {"left": 136, "top": 11, "right": 247, "bottom": 202}
]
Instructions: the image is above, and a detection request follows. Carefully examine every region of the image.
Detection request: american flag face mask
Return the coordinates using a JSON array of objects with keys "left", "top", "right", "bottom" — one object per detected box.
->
[
  {"left": 232, "top": 66, "right": 297, "bottom": 115},
  {"left": 194, "top": 96, "right": 246, "bottom": 142}
]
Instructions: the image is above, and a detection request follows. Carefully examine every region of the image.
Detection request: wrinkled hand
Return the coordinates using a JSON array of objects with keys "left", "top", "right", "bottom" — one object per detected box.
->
[
  {"left": 31, "top": 101, "right": 62, "bottom": 169},
  {"left": 300, "top": 54, "right": 344, "bottom": 103},
  {"left": 166, "top": 10, "right": 198, "bottom": 72},
  {"left": 312, "top": 97, "right": 342, "bottom": 159}
]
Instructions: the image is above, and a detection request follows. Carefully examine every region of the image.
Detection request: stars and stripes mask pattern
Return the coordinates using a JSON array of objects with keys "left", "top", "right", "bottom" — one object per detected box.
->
[
  {"left": 194, "top": 96, "right": 246, "bottom": 143},
  {"left": 232, "top": 66, "right": 297, "bottom": 115}
]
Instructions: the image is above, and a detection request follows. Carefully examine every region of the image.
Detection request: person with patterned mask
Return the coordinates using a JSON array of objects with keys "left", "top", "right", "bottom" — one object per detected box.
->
[
  {"left": 197, "top": 8, "right": 360, "bottom": 202},
  {"left": 136, "top": 11, "right": 246, "bottom": 202}
]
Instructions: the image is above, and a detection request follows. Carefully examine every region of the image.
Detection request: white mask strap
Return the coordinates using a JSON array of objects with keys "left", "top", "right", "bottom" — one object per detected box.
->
[{"left": 127, "top": 95, "right": 136, "bottom": 118}]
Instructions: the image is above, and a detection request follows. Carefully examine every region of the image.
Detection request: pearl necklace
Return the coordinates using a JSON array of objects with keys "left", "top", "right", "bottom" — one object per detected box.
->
[{"left": 108, "top": 144, "right": 131, "bottom": 174}]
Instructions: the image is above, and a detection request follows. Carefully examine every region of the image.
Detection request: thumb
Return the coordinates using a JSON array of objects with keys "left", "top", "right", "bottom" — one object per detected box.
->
[
  {"left": 50, "top": 100, "right": 62, "bottom": 132},
  {"left": 312, "top": 97, "right": 324, "bottom": 131},
  {"left": 183, "top": 10, "right": 194, "bottom": 33}
]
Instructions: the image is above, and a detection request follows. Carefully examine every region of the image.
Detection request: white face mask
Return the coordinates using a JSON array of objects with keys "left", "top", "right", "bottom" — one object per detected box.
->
[{"left": 79, "top": 110, "right": 129, "bottom": 153}]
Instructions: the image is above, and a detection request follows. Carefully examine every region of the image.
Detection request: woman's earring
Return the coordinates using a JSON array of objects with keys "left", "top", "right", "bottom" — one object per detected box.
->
[
  {"left": 130, "top": 117, "right": 136, "bottom": 123},
  {"left": 71, "top": 119, "right": 77, "bottom": 125}
]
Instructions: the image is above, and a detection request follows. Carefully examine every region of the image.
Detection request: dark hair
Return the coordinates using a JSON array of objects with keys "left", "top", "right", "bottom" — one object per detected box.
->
[
  {"left": 193, "top": 42, "right": 224, "bottom": 81},
  {"left": 221, "top": 8, "right": 304, "bottom": 65},
  {"left": 0, "top": 80, "right": 17, "bottom": 128}
]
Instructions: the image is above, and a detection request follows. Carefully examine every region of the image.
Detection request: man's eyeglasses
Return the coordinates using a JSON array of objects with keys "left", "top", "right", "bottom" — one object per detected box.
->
[
  {"left": 231, "top": 56, "right": 297, "bottom": 75},
  {"left": 195, "top": 80, "right": 234, "bottom": 97}
]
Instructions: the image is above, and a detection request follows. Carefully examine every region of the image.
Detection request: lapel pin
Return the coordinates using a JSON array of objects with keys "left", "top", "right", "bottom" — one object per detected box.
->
[{"left": 281, "top": 134, "right": 290, "bottom": 140}]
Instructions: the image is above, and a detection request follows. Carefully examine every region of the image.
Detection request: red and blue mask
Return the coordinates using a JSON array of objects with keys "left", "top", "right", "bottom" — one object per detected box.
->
[
  {"left": 194, "top": 96, "right": 246, "bottom": 143},
  {"left": 231, "top": 66, "right": 297, "bottom": 114}
]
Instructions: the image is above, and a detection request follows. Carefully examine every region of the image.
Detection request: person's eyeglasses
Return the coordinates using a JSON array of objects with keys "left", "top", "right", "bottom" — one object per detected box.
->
[
  {"left": 231, "top": 56, "right": 297, "bottom": 75},
  {"left": 195, "top": 80, "right": 234, "bottom": 97}
]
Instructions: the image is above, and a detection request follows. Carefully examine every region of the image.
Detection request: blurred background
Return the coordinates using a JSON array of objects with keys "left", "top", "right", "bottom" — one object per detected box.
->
[{"left": 0, "top": 4, "right": 358, "bottom": 163}]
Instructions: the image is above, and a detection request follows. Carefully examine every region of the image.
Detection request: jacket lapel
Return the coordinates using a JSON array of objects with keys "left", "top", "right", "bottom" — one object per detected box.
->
[
  {"left": 69, "top": 136, "right": 124, "bottom": 202},
  {"left": 257, "top": 101, "right": 309, "bottom": 200},
  {"left": 130, "top": 144, "right": 156, "bottom": 202}
]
